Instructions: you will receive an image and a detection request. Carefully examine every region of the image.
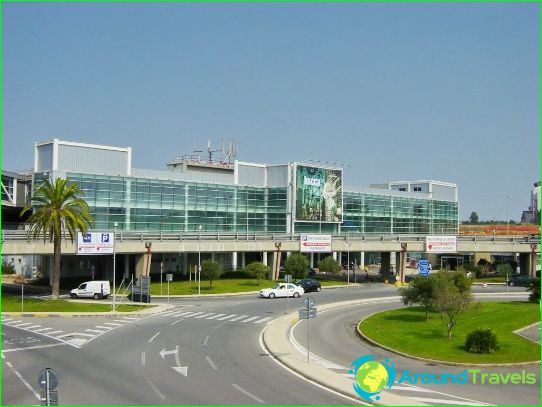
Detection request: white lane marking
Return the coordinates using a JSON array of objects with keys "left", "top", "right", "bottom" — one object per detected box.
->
[
  {"left": 216, "top": 314, "right": 237, "bottom": 321},
  {"left": 206, "top": 355, "right": 218, "bottom": 370},
  {"left": 2, "top": 318, "right": 14, "bottom": 321},
  {"left": 241, "top": 316, "right": 259, "bottom": 323},
  {"left": 185, "top": 311, "right": 205, "bottom": 318},
  {"left": 4, "top": 361, "right": 40, "bottom": 400},
  {"left": 141, "top": 352, "right": 146, "bottom": 366},
  {"left": 56, "top": 332, "right": 88, "bottom": 339},
  {"left": 69, "top": 332, "right": 95, "bottom": 338},
  {"left": 103, "top": 322, "right": 123, "bottom": 327},
  {"left": 24, "top": 325, "right": 42, "bottom": 330},
  {"left": 203, "top": 335, "right": 210, "bottom": 346},
  {"left": 86, "top": 329, "right": 108, "bottom": 334},
  {"left": 406, "top": 397, "right": 491, "bottom": 406},
  {"left": 147, "top": 379, "right": 165, "bottom": 400},
  {"left": 114, "top": 319, "right": 136, "bottom": 323},
  {"left": 232, "top": 384, "right": 264, "bottom": 404},
  {"left": 206, "top": 314, "right": 226, "bottom": 320},
  {"left": 1, "top": 343, "right": 66, "bottom": 353},
  {"left": 392, "top": 386, "right": 434, "bottom": 392},
  {"left": 10, "top": 322, "right": 32, "bottom": 328},
  {"left": 195, "top": 313, "right": 215, "bottom": 319},
  {"left": 47, "top": 330, "right": 64, "bottom": 335},
  {"left": 95, "top": 325, "right": 114, "bottom": 330},
  {"left": 172, "top": 311, "right": 193, "bottom": 317},
  {"left": 122, "top": 316, "right": 139, "bottom": 320},
  {"left": 148, "top": 332, "right": 161, "bottom": 343},
  {"left": 398, "top": 382, "right": 493, "bottom": 405},
  {"left": 229, "top": 315, "right": 249, "bottom": 322},
  {"left": 253, "top": 317, "right": 272, "bottom": 324},
  {"left": 170, "top": 319, "right": 183, "bottom": 326},
  {"left": 160, "top": 310, "right": 178, "bottom": 316},
  {"left": 67, "top": 338, "right": 87, "bottom": 347},
  {"left": 5, "top": 320, "right": 22, "bottom": 324},
  {"left": 32, "top": 328, "right": 53, "bottom": 333}
]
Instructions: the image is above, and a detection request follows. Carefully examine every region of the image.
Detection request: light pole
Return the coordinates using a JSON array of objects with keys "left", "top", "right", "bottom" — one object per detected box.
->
[
  {"left": 113, "top": 222, "right": 118, "bottom": 312},
  {"left": 346, "top": 240, "right": 351, "bottom": 284},
  {"left": 198, "top": 224, "right": 202, "bottom": 295},
  {"left": 506, "top": 194, "right": 511, "bottom": 236}
]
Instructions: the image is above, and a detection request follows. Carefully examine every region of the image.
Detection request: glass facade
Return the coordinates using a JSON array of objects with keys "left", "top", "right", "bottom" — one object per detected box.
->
[{"left": 33, "top": 172, "right": 458, "bottom": 234}]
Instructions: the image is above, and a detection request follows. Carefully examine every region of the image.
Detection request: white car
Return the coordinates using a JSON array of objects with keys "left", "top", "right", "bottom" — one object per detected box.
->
[{"left": 259, "top": 283, "right": 304, "bottom": 299}]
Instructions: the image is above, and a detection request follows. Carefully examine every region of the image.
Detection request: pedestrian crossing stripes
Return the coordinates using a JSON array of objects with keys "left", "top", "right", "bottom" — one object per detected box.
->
[
  {"left": 1, "top": 315, "right": 143, "bottom": 349},
  {"left": 161, "top": 311, "right": 274, "bottom": 325}
]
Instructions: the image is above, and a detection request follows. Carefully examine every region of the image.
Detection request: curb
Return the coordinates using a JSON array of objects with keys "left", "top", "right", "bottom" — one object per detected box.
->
[{"left": 355, "top": 310, "right": 540, "bottom": 368}]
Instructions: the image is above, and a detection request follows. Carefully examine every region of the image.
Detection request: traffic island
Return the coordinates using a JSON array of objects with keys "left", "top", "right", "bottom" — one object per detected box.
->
[{"left": 358, "top": 302, "right": 540, "bottom": 365}]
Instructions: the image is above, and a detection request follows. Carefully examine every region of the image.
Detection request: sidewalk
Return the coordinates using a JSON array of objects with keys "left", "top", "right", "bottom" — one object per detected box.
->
[{"left": 261, "top": 296, "right": 423, "bottom": 406}]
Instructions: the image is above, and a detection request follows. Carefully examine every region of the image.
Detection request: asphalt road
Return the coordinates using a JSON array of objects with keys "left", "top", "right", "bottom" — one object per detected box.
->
[{"left": 2, "top": 283, "right": 537, "bottom": 406}]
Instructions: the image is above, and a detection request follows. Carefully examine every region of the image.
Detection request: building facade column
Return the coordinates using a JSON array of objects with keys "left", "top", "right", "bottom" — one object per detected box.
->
[
  {"left": 310, "top": 253, "right": 314, "bottom": 268},
  {"left": 232, "top": 252, "right": 238, "bottom": 271},
  {"left": 262, "top": 252, "right": 268, "bottom": 267},
  {"left": 360, "top": 252, "right": 365, "bottom": 269}
]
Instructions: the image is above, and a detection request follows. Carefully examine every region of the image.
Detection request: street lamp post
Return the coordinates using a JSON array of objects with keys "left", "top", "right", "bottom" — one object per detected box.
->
[
  {"left": 346, "top": 240, "right": 351, "bottom": 284},
  {"left": 113, "top": 222, "right": 118, "bottom": 312},
  {"left": 506, "top": 194, "right": 511, "bottom": 236},
  {"left": 198, "top": 225, "right": 202, "bottom": 295}
]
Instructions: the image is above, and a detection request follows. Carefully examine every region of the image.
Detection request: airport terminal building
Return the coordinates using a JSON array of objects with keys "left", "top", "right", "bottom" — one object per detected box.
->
[{"left": 32, "top": 139, "right": 458, "bottom": 236}]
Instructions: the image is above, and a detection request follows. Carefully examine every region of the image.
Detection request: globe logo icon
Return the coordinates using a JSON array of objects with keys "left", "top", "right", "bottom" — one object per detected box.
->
[{"left": 351, "top": 356, "right": 395, "bottom": 401}]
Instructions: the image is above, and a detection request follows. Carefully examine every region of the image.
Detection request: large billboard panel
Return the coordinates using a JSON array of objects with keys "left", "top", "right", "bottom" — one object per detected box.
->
[
  {"left": 77, "top": 232, "right": 114, "bottom": 255},
  {"left": 295, "top": 165, "right": 343, "bottom": 222}
]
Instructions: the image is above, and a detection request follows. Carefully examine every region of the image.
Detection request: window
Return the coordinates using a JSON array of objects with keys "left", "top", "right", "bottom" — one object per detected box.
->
[
  {"left": 413, "top": 187, "right": 422, "bottom": 192},
  {"left": 399, "top": 187, "right": 406, "bottom": 191}
]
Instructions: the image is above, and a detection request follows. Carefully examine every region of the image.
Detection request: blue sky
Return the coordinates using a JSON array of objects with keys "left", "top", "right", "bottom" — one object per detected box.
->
[{"left": 2, "top": 2, "right": 539, "bottom": 221}]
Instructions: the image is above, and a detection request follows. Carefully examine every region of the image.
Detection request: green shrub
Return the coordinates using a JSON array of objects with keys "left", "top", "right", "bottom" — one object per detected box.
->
[
  {"left": 2, "top": 262, "right": 16, "bottom": 275},
  {"left": 465, "top": 328, "right": 499, "bottom": 354},
  {"left": 317, "top": 256, "right": 340, "bottom": 274},
  {"left": 245, "top": 261, "right": 270, "bottom": 285},
  {"left": 528, "top": 278, "right": 540, "bottom": 303}
]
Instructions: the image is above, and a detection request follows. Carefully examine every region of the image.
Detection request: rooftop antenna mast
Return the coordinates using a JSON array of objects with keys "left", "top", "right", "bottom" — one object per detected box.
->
[
  {"left": 206, "top": 139, "right": 222, "bottom": 163},
  {"left": 222, "top": 139, "right": 237, "bottom": 165}
]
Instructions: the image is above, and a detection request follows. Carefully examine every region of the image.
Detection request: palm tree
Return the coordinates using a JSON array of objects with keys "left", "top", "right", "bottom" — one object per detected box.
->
[{"left": 21, "top": 178, "right": 94, "bottom": 299}]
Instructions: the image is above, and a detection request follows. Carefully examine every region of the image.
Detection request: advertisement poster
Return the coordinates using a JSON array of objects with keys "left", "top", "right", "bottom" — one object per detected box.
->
[{"left": 295, "top": 165, "right": 343, "bottom": 222}]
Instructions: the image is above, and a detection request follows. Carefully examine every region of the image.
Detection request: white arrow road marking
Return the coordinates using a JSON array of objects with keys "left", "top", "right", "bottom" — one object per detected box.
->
[
  {"left": 159, "top": 346, "right": 179, "bottom": 359},
  {"left": 172, "top": 366, "right": 188, "bottom": 376}
]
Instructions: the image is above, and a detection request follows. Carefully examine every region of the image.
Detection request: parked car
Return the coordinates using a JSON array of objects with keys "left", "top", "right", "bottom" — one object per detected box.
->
[
  {"left": 507, "top": 275, "right": 534, "bottom": 287},
  {"left": 307, "top": 268, "right": 317, "bottom": 276},
  {"left": 296, "top": 278, "right": 321, "bottom": 293},
  {"left": 259, "top": 283, "right": 304, "bottom": 299},
  {"left": 70, "top": 281, "right": 110, "bottom": 299}
]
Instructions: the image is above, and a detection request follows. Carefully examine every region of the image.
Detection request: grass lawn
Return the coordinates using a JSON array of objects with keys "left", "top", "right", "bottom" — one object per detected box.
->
[
  {"left": 150, "top": 278, "right": 344, "bottom": 295},
  {"left": 359, "top": 302, "right": 540, "bottom": 364},
  {"left": 1, "top": 295, "right": 152, "bottom": 313}
]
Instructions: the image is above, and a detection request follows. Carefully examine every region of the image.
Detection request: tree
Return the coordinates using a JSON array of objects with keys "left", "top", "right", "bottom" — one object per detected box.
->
[
  {"left": 21, "top": 178, "right": 93, "bottom": 300},
  {"left": 468, "top": 212, "right": 479, "bottom": 224},
  {"left": 527, "top": 279, "right": 540, "bottom": 303},
  {"left": 317, "top": 256, "right": 340, "bottom": 274},
  {"left": 496, "top": 263, "right": 514, "bottom": 278},
  {"left": 284, "top": 253, "right": 309, "bottom": 279},
  {"left": 245, "top": 261, "right": 269, "bottom": 285},
  {"left": 400, "top": 275, "right": 436, "bottom": 321},
  {"left": 200, "top": 260, "right": 223, "bottom": 288},
  {"left": 432, "top": 270, "right": 472, "bottom": 339}
]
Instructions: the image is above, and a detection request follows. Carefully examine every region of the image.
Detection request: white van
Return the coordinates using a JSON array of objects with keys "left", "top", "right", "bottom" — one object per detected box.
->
[{"left": 70, "top": 281, "right": 111, "bottom": 300}]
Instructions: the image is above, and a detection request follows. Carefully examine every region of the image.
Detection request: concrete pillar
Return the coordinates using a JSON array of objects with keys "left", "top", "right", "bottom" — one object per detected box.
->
[
  {"left": 310, "top": 253, "right": 314, "bottom": 268},
  {"left": 272, "top": 251, "right": 280, "bottom": 280},
  {"left": 332, "top": 252, "right": 337, "bottom": 261},
  {"left": 124, "top": 254, "right": 130, "bottom": 280},
  {"left": 241, "top": 252, "right": 246, "bottom": 269},
  {"left": 262, "top": 252, "right": 268, "bottom": 267},
  {"left": 395, "top": 252, "right": 401, "bottom": 278},
  {"left": 135, "top": 253, "right": 151, "bottom": 278},
  {"left": 232, "top": 252, "right": 238, "bottom": 271},
  {"left": 360, "top": 252, "right": 365, "bottom": 269},
  {"left": 380, "top": 252, "right": 391, "bottom": 281},
  {"left": 519, "top": 253, "right": 532, "bottom": 276},
  {"left": 182, "top": 253, "right": 188, "bottom": 275}
]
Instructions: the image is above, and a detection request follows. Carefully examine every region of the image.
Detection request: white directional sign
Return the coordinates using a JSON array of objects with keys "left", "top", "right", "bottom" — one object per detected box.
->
[
  {"left": 426, "top": 236, "right": 457, "bottom": 253},
  {"left": 76, "top": 232, "right": 114, "bottom": 255},
  {"left": 300, "top": 234, "right": 332, "bottom": 253}
]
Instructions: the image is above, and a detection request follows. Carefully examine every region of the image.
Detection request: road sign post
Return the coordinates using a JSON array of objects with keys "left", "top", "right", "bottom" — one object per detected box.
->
[
  {"left": 38, "top": 368, "right": 58, "bottom": 406},
  {"left": 285, "top": 275, "right": 292, "bottom": 314},
  {"left": 418, "top": 259, "right": 430, "bottom": 276},
  {"left": 166, "top": 273, "right": 173, "bottom": 305},
  {"left": 299, "top": 296, "right": 317, "bottom": 363}
]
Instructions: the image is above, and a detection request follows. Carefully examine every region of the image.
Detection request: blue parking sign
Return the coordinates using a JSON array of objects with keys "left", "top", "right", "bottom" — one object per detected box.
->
[{"left": 418, "top": 259, "right": 430, "bottom": 276}]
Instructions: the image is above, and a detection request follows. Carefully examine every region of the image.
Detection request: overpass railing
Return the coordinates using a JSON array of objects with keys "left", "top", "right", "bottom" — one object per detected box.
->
[{"left": 2, "top": 229, "right": 540, "bottom": 245}]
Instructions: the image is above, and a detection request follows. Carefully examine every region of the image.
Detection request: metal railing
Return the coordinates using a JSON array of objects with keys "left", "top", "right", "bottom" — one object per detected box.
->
[{"left": 2, "top": 229, "right": 540, "bottom": 245}]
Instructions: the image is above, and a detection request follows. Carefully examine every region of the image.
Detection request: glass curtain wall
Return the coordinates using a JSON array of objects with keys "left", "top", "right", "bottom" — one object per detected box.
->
[{"left": 32, "top": 173, "right": 457, "bottom": 234}]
